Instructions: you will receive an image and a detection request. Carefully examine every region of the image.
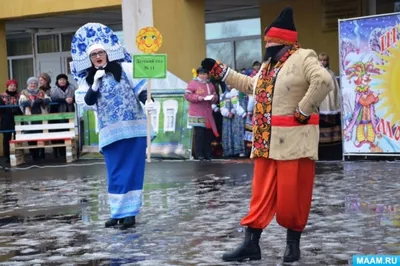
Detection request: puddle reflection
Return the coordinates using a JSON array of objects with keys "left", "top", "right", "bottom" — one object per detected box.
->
[{"left": 0, "top": 161, "right": 398, "bottom": 265}]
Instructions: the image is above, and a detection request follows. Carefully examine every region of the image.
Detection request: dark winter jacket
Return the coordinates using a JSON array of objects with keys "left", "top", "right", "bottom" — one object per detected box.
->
[{"left": 0, "top": 91, "right": 22, "bottom": 131}]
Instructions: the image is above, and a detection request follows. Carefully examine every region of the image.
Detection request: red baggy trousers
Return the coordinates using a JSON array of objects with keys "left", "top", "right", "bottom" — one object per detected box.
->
[{"left": 240, "top": 157, "right": 315, "bottom": 232}]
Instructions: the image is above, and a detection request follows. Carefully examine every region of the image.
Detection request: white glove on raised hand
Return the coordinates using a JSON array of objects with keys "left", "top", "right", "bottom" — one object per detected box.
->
[
  {"left": 91, "top": 70, "right": 105, "bottom": 91},
  {"left": 144, "top": 100, "right": 156, "bottom": 114}
]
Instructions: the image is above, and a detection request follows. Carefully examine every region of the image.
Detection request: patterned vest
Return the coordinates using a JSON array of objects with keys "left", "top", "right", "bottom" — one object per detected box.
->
[{"left": 252, "top": 46, "right": 298, "bottom": 158}]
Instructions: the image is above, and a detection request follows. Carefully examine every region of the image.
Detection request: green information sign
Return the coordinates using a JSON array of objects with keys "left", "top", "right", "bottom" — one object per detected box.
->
[{"left": 133, "top": 54, "right": 167, "bottom": 79}]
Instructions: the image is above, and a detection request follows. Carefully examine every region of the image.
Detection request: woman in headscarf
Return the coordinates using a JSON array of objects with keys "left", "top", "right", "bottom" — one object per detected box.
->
[
  {"left": 71, "top": 23, "right": 155, "bottom": 229},
  {"left": 50, "top": 74, "right": 77, "bottom": 157},
  {"left": 39, "top": 73, "right": 54, "bottom": 114},
  {"left": 0, "top": 80, "right": 22, "bottom": 163},
  {"left": 51, "top": 74, "right": 76, "bottom": 113},
  {"left": 19, "top": 77, "right": 51, "bottom": 160},
  {"left": 38, "top": 73, "right": 52, "bottom": 97}
]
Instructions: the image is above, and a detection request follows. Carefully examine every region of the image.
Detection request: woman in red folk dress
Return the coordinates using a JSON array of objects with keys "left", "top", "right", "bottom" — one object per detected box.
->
[{"left": 185, "top": 67, "right": 219, "bottom": 161}]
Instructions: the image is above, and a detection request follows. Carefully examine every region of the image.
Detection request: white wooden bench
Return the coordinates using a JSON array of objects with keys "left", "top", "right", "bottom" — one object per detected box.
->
[{"left": 9, "top": 112, "right": 78, "bottom": 167}]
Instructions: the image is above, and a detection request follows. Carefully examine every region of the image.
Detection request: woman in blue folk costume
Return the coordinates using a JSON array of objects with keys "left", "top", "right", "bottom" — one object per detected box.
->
[{"left": 70, "top": 23, "right": 156, "bottom": 228}]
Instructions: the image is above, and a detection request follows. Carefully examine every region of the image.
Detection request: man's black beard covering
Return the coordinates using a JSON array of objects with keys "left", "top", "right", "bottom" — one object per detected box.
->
[
  {"left": 86, "top": 61, "right": 122, "bottom": 86},
  {"left": 263, "top": 45, "right": 285, "bottom": 62}
]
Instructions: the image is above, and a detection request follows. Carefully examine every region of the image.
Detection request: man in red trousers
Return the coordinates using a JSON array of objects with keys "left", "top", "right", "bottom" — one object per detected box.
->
[{"left": 201, "top": 7, "right": 334, "bottom": 263}]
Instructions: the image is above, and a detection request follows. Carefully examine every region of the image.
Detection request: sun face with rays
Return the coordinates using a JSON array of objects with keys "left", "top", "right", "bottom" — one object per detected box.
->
[
  {"left": 376, "top": 43, "right": 400, "bottom": 125},
  {"left": 136, "top": 27, "right": 163, "bottom": 54}
]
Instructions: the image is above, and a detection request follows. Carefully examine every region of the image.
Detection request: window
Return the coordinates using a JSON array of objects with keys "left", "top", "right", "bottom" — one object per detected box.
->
[
  {"left": 206, "top": 39, "right": 262, "bottom": 72},
  {"left": 163, "top": 100, "right": 178, "bottom": 132},
  {"left": 7, "top": 60, "right": 11, "bottom": 79},
  {"left": 61, "top": 33, "right": 74, "bottom": 52},
  {"left": 37, "top": 34, "right": 60, "bottom": 53},
  {"left": 205, "top": 18, "right": 262, "bottom": 71},
  {"left": 11, "top": 58, "right": 34, "bottom": 91},
  {"left": 165, "top": 109, "right": 175, "bottom": 131},
  {"left": 151, "top": 113, "right": 158, "bottom": 132},
  {"left": 206, "top": 42, "right": 235, "bottom": 69},
  {"left": 234, "top": 38, "right": 262, "bottom": 71},
  {"left": 7, "top": 36, "right": 32, "bottom": 56},
  {"left": 206, "top": 18, "right": 261, "bottom": 40},
  {"left": 149, "top": 101, "right": 160, "bottom": 132}
]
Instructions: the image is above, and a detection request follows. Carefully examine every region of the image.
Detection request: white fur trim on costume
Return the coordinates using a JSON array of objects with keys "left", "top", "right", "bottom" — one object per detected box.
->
[
  {"left": 87, "top": 44, "right": 106, "bottom": 55},
  {"left": 319, "top": 109, "right": 341, "bottom": 115},
  {"left": 298, "top": 107, "right": 310, "bottom": 117},
  {"left": 222, "top": 68, "right": 231, "bottom": 82},
  {"left": 266, "top": 42, "right": 281, "bottom": 47}
]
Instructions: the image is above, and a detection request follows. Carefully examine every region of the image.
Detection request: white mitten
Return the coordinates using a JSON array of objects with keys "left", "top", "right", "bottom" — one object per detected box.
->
[
  {"left": 212, "top": 104, "right": 219, "bottom": 112},
  {"left": 145, "top": 100, "right": 156, "bottom": 114},
  {"left": 92, "top": 69, "right": 105, "bottom": 91}
]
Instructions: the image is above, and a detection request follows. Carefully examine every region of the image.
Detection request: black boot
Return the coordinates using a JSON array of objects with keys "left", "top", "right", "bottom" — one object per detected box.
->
[
  {"left": 222, "top": 227, "right": 262, "bottom": 262},
  {"left": 105, "top": 218, "right": 118, "bottom": 228},
  {"left": 283, "top": 229, "right": 301, "bottom": 263},
  {"left": 122, "top": 216, "right": 135, "bottom": 228}
]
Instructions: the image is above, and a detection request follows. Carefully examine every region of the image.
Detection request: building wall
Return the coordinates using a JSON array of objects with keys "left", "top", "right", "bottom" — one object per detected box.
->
[
  {"left": 0, "top": 0, "right": 121, "bottom": 19},
  {"left": 260, "top": 0, "right": 337, "bottom": 73},
  {"left": 260, "top": 0, "right": 364, "bottom": 74},
  {"left": 0, "top": 22, "right": 7, "bottom": 92},
  {"left": 0, "top": 0, "right": 123, "bottom": 98},
  {"left": 153, "top": 0, "right": 206, "bottom": 82}
]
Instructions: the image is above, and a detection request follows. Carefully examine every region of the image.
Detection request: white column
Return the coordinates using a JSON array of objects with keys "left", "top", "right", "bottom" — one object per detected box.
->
[
  {"left": 121, "top": 0, "right": 187, "bottom": 90},
  {"left": 121, "top": 0, "right": 154, "bottom": 55}
]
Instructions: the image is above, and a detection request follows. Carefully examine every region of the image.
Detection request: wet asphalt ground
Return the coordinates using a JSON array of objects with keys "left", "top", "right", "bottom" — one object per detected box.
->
[{"left": 0, "top": 159, "right": 399, "bottom": 265}]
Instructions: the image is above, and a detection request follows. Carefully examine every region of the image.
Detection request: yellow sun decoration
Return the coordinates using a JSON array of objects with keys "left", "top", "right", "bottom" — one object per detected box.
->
[{"left": 375, "top": 40, "right": 400, "bottom": 125}]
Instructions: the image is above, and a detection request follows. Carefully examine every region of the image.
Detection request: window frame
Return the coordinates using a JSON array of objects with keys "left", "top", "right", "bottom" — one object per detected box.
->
[{"left": 206, "top": 35, "right": 261, "bottom": 71}]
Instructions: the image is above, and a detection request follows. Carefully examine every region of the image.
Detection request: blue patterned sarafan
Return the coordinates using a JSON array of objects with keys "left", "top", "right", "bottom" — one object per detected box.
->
[{"left": 96, "top": 68, "right": 153, "bottom": 150}]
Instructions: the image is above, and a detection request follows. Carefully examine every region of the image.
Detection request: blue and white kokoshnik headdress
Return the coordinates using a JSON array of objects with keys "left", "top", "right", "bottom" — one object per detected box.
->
[{"left": 70, "top": 22, "right": 132, "bottom": 84}]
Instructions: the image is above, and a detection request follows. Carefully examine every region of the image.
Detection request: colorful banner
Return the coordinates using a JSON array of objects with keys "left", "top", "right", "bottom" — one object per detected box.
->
[{"left": 339, "top": 13, "right": 400, "bottom": 154}]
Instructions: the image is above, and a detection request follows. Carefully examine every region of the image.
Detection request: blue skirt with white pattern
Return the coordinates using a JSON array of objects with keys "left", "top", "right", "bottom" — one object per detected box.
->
[{"left": 102, "top": 137, "right": 146, "bottom": 219}]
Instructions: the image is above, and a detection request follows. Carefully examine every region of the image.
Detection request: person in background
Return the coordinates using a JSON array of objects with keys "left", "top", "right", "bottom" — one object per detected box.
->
[
  {"left": 244, "top": 94, "right": 255, "bottom": 156},
  {"left": 318, "top": 52, "right": 343, "bottom": 160},
  {"left": 243, "top": 60, "right": 260, "bottom": 155},
  {"left": 249, "top": 61, "right": 261, "bottom": 77},
  {"left": 38, "top": 73, "right": 52, "bottom": 97},
  {"left": 50, "top": 74, "right": 77, "bottom": 158},
  {"left": 0, "top": 80, "right": 22, "bottom": 163},
  {"left": 51, "top": 74, "right": 76, "bottom": 113},
  {"left": 217, "top": 84, "right": 246, "bottom": 157},
  {"left": 185, "top": 67, "right": 219, "bottom": 161},
  {"left": 19, "top": 77, "right": 51, "bottom": 161},
  {"left": 209, "top": 78, "right": 226, "bottom": 158},
  {"left": 39, "top": 73, "right": 53, "bottom": 114}
]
